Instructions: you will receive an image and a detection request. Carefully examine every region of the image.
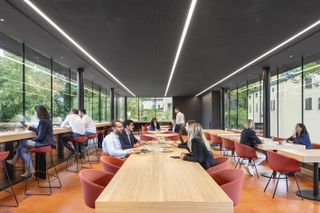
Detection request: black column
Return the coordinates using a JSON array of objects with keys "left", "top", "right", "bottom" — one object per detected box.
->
[
  {"left": 110, "top": 88, "right": 115, "bottom": 120},
  {"left": 124, "top": 97, "right": 128, "bottom": 120},
  {"left": 263, "top": 66, "right": 270, "bottom": 138},
  {"left": 220, "top": 88, "right": 225, "bottom": 130},
  {"left": 77, "top": 68, "right": 84, "bottom": 110}
]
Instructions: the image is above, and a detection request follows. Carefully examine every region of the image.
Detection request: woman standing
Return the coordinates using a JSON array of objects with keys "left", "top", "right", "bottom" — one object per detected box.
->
[
  {"left": 7, "top": 105, "right": 55, "bottom": 177},
  {"left": 287, "top": 123, "right": 311, "bottom": 149},
  {"left": 180, "top": 123, "right": 215, "bottom": 169}
]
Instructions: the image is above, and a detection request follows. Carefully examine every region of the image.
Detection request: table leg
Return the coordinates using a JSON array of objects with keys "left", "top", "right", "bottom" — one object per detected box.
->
[
  {"left": 57, "top": 134, "right": 64, "bottom": 160},
  {"left": 296, "top": 162, "right": 320, "bottom": 200}
]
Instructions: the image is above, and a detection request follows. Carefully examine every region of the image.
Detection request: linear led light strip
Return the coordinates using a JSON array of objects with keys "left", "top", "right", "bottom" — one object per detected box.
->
[
  {"left": 23, "top": 0, "right": 136, "bottom": 96},
  {"left": 164, "top": 0, "right": 197, "bottom": 96},
  {"left": 195, "top": 19, "right": 320, "bottom": 97}
]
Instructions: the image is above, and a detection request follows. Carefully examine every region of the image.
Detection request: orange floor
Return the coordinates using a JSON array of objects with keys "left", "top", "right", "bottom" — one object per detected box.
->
[{"left": 0, "top": 151, "right": 320, "bottom": 213}]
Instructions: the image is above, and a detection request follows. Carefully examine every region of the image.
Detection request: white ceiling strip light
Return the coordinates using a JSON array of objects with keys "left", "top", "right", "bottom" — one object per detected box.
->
[
  {"left": 24, "top": 0, "right": 136, "bottom": 96},
  {"left": 164, "top": 0, "right": 197, "bottom": 96},
  {"left": 195, "top": 18, "right": 320, "bottom": 97}
]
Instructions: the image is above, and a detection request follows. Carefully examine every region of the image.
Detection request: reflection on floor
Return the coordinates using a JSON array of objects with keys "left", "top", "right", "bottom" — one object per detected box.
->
[{"left": 0, "top": 150, "right": 319, "bottom": 213}]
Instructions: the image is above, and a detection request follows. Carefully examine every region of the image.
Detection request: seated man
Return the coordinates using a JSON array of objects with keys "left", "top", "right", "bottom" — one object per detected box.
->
[
  {"left": 61, "top": 108, "right": 86, "bottom": 156},
  {"left": 79, "top": 108, "right": 96, "bottom": 136},
  {"left": 102, "top": 120, "right": 136, "bottom": 159},
  {"left": 119, "top": 120, "right": 145, "bottom": 149}
]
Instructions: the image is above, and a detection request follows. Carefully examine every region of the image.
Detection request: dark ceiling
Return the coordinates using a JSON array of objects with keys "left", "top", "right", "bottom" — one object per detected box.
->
[{"left": 1, "top": 0, "right": 320, "bottom": 97}]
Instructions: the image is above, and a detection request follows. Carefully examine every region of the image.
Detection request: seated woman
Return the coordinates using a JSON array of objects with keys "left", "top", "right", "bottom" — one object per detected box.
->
[
  {"left": 7, "top": 105, "right": 55, "bottom": 178},
  {"left": 170, "top": 120, "right": 196, "bottom": 150},
  {"left": 287, "top": 123, "right": 311, "bottom": 149},
  {"left": 240, "top": 119, "right": 265, "bottom": 176},
  {"left": 180, "top": 123, "right": 215, "bottom": 170},
  {"left": 148, "top": 117, "right": 160, "bottom": 131}
]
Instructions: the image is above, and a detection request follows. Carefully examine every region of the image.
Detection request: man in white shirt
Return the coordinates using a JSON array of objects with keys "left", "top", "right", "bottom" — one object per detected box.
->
[
  {"left": 61, "top": 108, "right": 86, "bottom": 156},
  {"left": 102, "top": 120, "right": 136, "bottom": 159},
  {"left": 79, "top": 109, "right": 96, "bottom": 136},
  {"left": 175, "top": 107, "right": 185, "bottom": 131}
]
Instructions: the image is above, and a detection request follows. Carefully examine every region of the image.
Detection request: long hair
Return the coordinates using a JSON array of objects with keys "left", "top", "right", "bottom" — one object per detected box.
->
[
  {"left": 34, "top": 105, "right": 50, "bottom": 120},
  {"left": 296, "top": 123, "right": 308, "bottom": 136},
  {"left": 244, "top": 119, "right": 255, "bottom": 129},
  {"left": 187, "top": 123, "right": 211, "bottom": 151}
]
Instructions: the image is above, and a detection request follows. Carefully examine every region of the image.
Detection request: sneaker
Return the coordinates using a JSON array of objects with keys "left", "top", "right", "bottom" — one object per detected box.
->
[
  {"left": 6, "top": 159, "right": 16, "bottom": 165},
  {"left": 245, "top": 165, "right": 255, "bottom": 176}
]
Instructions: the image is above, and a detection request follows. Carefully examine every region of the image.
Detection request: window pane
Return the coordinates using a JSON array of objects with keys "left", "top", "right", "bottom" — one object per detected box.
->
[
  {"left": 70, "top": 77, "right": 77, "bottom": 109},
  {"left": 139, "top": 98, "right": 155, "bottom": 121},
  {"left": 270, "top": 75, "right": 278, "bottom": 137},
  {"left": 117, "top": 97, "right": 125, "bottom": 121},
  {"left": 101, "top": 92, "right": 107, "bottom": 121},
  {"left": 279, "top": 66, "right": 302, "bottom": 137},
  {"left": 224, "top": 91, "right": 229, "bottom": 129},
  {"left": 92, "top": 89, "right": 99, "bottom": 121},
  {"left": 238, "top": 86, "right": 247, "bottom": 129},
  {"left": 304, "top": 58, "right": 320, "bottom": 144},
  {"left": 25, "top": 59, "right": 51, "bottom": 122},
  {"left": 127, "top": 97, "right": 139, "bottom": 120},
  {"left": 229, "top": 90, "right": 237, "bottom": 129},
  {"left": 84, "top": 86, "right": 93, "bottom": 117},
  {"left": 0, "top": 48, "right": 23, "bottom": 131},
  {"left": 155, "top": 97, "right": 172, "bottom": 120}
]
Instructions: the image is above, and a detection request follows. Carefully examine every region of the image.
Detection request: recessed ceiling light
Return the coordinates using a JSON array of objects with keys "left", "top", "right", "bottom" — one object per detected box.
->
[
  {"left": 0, "top": 19, "right": 4, "bottom": 22},
  {"left": 164, "top": 0, "right": 197, "bottom": 96},
  {"left": 60, "top": 56, "right": 64, "bottom": 59},
  {"left": 23, "top": 0, "right": 135, "bottom": 97},
  {"left": 195, "top": 18, "right": 320, "bottom": 97},
  {"left": 289, "top": 55, "right": 293, "bottom": 58}
]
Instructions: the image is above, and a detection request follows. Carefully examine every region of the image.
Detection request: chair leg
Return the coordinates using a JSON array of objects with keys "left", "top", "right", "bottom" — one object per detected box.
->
[
  {"left": 285, "top": 174, "right": 289, "bottom": 192},
  {"left": 235, "top": 157, "right": 241, "bottom": 168},
  {"left": 252, "top": 160, "right": 259, "bottom": 178},
  {"left": 239, "top": 158, "right": 244, "bottom": 169},
  {"left": 293, "top": 173, "right": 303, "bottom": 200},
  {"left": 272, "top": 173, "right": 281, "bottom": 199},
  {"left": 2, "top": 162, "right": 18, "bottom": 207},
  {"left": 264, "top": 174, "right": 273, "bottom": 192}
]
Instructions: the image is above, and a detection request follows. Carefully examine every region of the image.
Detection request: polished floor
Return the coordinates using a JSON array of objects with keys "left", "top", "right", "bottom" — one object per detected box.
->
[{"left": 0, "top": 150, "right": 320, "bottom": 213}]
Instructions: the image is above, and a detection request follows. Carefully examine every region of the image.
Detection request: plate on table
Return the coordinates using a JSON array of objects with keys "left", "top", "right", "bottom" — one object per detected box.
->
[
  {"left": 162, "top": 148, "right": 173, "bottom": 153},
  {"left": 140, "top": 149, "right": 151, "bottom": 153}
]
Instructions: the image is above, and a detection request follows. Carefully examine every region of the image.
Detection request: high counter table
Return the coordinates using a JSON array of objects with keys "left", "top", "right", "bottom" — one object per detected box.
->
[{"left": 96, "top": 144, "right": 233, "bottom": 213}]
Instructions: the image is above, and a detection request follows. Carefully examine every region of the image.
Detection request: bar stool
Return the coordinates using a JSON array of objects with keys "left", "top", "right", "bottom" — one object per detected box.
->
[
  {"left": 86, "top": 133, "right": 100, "bottom": 163},
  {"left": 0, "top": 151, "right": 18, "bottom": 206},
  {"left": 25, "top": 145, "right": 62, "bottom": 196},
  {"left": 65, "top": 136, "right": 91, "bottom": 173}
]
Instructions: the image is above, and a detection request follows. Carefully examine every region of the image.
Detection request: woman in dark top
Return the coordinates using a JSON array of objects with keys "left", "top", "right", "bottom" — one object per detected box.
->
[
  {"left": 149, "top": 117, "right": 160, "bottom": 131},
  {"left": 180, "top": 123, "right": 215, "bottom": 169},
  {"left": 240, "top": 119, "right": 265, "bottom": 176},
  {"left": 7, "top": 105, "right": 55, "bottom": 178},
  {"left": 287, "top": 123, "right": 311, "bottom": 149}
]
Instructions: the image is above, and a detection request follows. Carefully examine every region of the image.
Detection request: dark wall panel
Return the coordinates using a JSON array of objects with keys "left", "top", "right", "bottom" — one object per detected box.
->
[
  {"left": 201, "top": 93, "right": 212, "bottom": 129},
  {"left": 212, "top": 91, "right": 221, "bottom": 129},
  {"left": 172, "top": 96, "right": 202, "bottom": 123}
]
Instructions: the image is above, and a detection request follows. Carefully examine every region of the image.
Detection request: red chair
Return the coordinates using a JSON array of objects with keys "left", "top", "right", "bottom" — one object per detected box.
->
[
  {"left": 204, "top": 132, "right": 211, "bottom": 141},
  {"left": 87, "top": 133, "right": 100, "bottom": 163},
  {"left": 273, "top": 137, "right": 286, "bottom": 142},
  {"left": 234, "top": 143, "right": 259, "bottom": 177},
  {"left": 142, "top": 125, "right": 148, "bottom": 133},
  {"left": 221, "top": 137, "right": 236, "bottom": 159},
  {"left": 207, "top": 156, "right": 231, "bottom": 175},
  {"left": 264, "top": 151, "right": 303, "bottom": 199},
  {"left": 139, "top": 134, "right": 155, "bottom": 141},
  {"left": 0, "top": 151, "right": 18, "bottom": 206},
  {"left": 210, "top": 134, "right": 223, "bottom": 153},
  {"left": 210, "top": 169, "right": 244, "bottom": 206},
  {"left": 165, "top": 134, "right": 179, "bottom": 141},
  {"left": 25, "top": 145, "right": 62, "bottom": 195},
  {"left": 66, "top": 136, "right": 90, "bottom": 173},
  {"left": 79, "top": 169, "right": 114, "bottom": 208},
  {"left": 312, "top": 143, "right": 320, "bottom": 149},
  {"left": 100, "top": 156, "right": 124, "bottom": 175}
]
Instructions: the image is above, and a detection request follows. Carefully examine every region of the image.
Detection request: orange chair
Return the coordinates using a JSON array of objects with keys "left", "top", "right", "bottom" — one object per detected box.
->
[
  {"left": 207, "top": 156, "right": 231, "bottom": 175},
  {"left": 211, "top": 134, "right": 223, "bottom": 153},
  {"left": 140, "top": 134, "right": 155, "bottom": 141},
  {"left": 204, "top": 132, "right": 211, "bottom": 141},
  {"left": 312, "top": 143, "right": 320, "bottom": 149},
  {"left": 264, "top": 151, "right": 303, "bottom": 199},
  {"left": 79, "top": 169, "right": 114, "bottom": 208},
  {"left": 100, "top": 156, "right": 124, "bottom": 175},
  {"left": 0, "top": 151, "right": 18, "bottom": 206},
  {"left": 234, "top": 143, "right": 259, "bottom": 177},
  {"left": 221, "top": 137, "right": 236, "bottom": 159},
  {"left": 142, "top": 125, "right": 148, "bottom": 133},
  {"left": 273, "top": 137, "right": 286, "bottom": 142},
  {"left": 210, "top": 169, "right": 244, "bottom": 206},
  {"left": 165, "top": 134, "right": 179, "bottom": 141}
]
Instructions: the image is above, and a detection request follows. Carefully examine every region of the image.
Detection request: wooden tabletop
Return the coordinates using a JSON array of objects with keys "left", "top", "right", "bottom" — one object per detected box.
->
[
  {"left": 218, "top": 134, "right": 305, "bottom": 151},
  {"left": 278, "top": 149, "right": 320, "bottom": 163},
  {"left": 203, "top": 129, "right": 234, "bottom": 135},
  {"left": 95, "top": 143, "right": 233, "bottom": 213},
  {"left": 0, "top": 122, "right": 111, "bottom": 143}
]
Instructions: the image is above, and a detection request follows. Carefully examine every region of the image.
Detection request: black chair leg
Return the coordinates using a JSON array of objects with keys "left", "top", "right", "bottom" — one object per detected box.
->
[
  {"left": 1, "top": 162, "right": 18, "bottom": 207},
  {"left": 272, "top": 173, "right": 281, "bottom": 199},
  {"left": 235, "top": 157, "right": 241, "bottom": 168},
  {"left": 293, "top": 173, "right": 303, "bottom": 200},
  {"left": 239, "top": 159, "right": 244, "bottom": 169},
  {"left": 285, "top": 174, "right": 289, "bottom": 192},
  {"left": 252, "top": 160, "right": 259, "bottom": 178},
  {"left": 264, "top": 174, "right": 273, "bottom": 192}
]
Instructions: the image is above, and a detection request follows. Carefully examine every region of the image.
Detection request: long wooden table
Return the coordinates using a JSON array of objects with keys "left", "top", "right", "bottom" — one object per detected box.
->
[
  {"left": 96, "top": 143, "right": 233, "bottom": 213},
  {"left": 278, "top": 149, "right": 320, "bottom": 201},
  {"left": 0, "top": 122, "right": 111, "bottom": 143}
]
